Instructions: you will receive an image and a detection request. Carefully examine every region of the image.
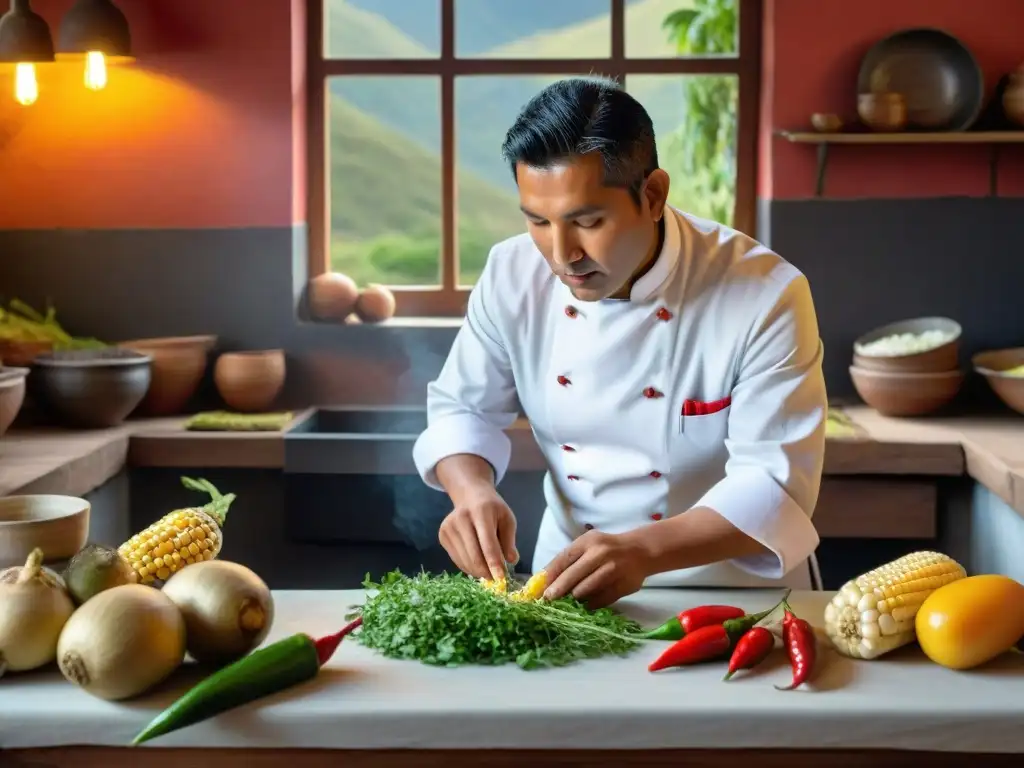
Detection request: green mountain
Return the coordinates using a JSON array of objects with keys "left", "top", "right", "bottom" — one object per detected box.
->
[{"left": 327, "top": 96, "right": 524, "bottom": 285}]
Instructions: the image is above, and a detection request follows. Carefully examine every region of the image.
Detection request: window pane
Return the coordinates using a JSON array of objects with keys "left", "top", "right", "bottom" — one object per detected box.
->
[
  {"left": 325, "top": 0, "right": 440, "bottom": 59},
  {"left": 455, "top": 76, "right": 572, "bottom": 287},
  {"left": 627, "top": 74, "right": 738, "bottom": 226},
  {"left": 626, "top": 0, "right": 738, "bottom": 59},
  {"left": 456, "top": 0, "right": 610, "bottom": 59},
  {"left": 328, "top": 76, "right": 442, "bottom": 287}
]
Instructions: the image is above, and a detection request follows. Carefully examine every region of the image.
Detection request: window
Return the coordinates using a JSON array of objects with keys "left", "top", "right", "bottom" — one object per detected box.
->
[{"left": 307, "top": 0, "right": 761, "bottom": 318}]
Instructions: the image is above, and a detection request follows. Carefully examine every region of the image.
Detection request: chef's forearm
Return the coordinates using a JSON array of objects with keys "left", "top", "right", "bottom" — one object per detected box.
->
[
  {"left": 435, "top": 454, "right": 498, "bottom": 506},
  {"left": 630, "top": 506, "right": 771, "bottom": 576}
]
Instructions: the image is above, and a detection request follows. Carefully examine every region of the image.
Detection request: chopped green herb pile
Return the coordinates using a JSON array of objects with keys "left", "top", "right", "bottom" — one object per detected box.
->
[{"left": 346, "top": 570, "right": 645, "bottom": 670}]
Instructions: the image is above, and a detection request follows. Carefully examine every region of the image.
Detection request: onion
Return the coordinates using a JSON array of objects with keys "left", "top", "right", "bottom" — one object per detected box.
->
[
  {"left": 57, "top": 583, "right": 186, "bottom": 701},
  {"left": 161, "top": 560, "right": 274, "bottom": 665},
  {"left": 0, "top": 548, "right": 75, "bottom": 677}
]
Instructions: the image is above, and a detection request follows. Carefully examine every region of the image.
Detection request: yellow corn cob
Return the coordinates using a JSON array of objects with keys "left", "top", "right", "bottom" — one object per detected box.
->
[
  {"left": 480, "top": 569, "right": 548, "bottom": 602},
  {"left": 118, "top": 476, "right": 235, "bottom": 586},
  {"left": 509, "top": 569, "right": 548, "bottom": 602},
  {"left": 823, "top": 551, "right": 967, "bottom": 659},
  {"left": 481, "top": 575, "right": 508, "bottom": 595}
]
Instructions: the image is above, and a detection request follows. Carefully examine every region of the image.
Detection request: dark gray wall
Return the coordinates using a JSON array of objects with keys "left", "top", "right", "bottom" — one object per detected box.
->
[
  {"left": 3, "top": 197, "right": 1021, "bottom": 408},
  {"left": 0, "top": 226, "right": 458, "bottom": 409},
  {"left": 761, "top": 197, "right": 1024, "bottom": 403}
]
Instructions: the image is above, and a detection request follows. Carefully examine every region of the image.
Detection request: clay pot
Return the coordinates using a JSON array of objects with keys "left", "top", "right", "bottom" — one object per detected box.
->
[
  {"left": 858, "top": 92, "right": 907, "bottom": 131},
  {"left": 118, "top": 336, "right": 215, "bottom": 416},
  {"left": 1002, "top": 67, "right": 1024, "bottom": 128},
  {"left": 849, "top": 365, "right": 963, "bottom": 417},
  {"left": 810, "top": 112, "right": 843, "bottom": 133},
  {"left": 0, "top": 339, "right": 53, "bottom": 367},
  {"left": 0, "top": 368, "right": 27, "bottom": 436},
  {"left": 214, "top": 349, "right": 286, "bottom": 413},
  {"left": 31, "top": 348, "right": 152, "bottom": 429}
]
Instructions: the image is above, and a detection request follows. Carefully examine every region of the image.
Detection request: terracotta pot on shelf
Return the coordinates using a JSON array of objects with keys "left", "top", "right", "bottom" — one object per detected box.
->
[
  {"left": 213, "top": 349, "right": 286, "bottom": 413},
  {"left": 858, "top": 92, "right": 908, "bottom": 131},
  {"left": 0, "top": 339, "right": 54, "bottom": 367},
  {"left": 1002, "top": 66, "right": 1024, "bottom": 128},
  {"left": 117, "top": 336, "right": 215, "bottom": 416}
]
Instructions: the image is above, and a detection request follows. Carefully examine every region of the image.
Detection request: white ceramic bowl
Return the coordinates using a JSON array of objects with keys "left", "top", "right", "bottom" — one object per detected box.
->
[{"left": 0, "top": 494, "right": 91, "bottom": 568}]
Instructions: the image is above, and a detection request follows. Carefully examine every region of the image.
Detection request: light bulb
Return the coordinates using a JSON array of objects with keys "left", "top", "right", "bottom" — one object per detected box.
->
[
  {"left": 14, "top": 63, "right": 38, "bottom": 106},
  {"left": 84, "top": 51, "right": 107, "bottom": 91}
]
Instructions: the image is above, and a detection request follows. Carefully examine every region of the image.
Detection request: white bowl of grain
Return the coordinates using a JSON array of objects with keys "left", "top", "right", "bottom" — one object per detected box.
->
[{"left": 853, "top": 317, "right": 962, "bottom": 374}]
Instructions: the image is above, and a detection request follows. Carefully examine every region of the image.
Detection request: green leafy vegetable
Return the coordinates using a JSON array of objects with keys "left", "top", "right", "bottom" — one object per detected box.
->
[
  {"left": 0, "top": 298, "right": 106, "bottom": 348},
  {"left": 345, "top": 569, "right": 646, "bottom": 670}
]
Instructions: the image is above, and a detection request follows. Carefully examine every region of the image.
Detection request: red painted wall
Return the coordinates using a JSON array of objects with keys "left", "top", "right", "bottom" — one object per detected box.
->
[
  {"left": 0, "top": 0, "right": 301, "bottom": 229},
  {"left": 5, "top": 1, "right": 1020, "bottom": 229},
  {"left": 759, "top": 0, "right": 1024, "bottom": 201}
]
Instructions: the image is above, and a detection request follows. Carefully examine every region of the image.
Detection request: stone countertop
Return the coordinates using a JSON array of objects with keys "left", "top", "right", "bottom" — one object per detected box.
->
[
  {"left": 1, "top": 588, "right": 1021, "bottom": 753},
  {"left": 1, "top": 405, "right": 1022, "bottom": 517}
]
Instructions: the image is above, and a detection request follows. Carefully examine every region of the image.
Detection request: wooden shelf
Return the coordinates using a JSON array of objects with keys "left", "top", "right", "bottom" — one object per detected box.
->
[
  {"left": 777, "top": 130, "right": 1024, "bottom": 144},
  {"left": 774, "top": 130, "right": 1024, "bottom": 196}
]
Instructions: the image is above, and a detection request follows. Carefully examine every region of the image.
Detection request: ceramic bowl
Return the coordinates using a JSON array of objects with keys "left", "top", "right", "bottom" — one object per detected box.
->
[
  {"left": 853, "top": 317, "right": 962, "bottom": 374},
  {"left": 214, "top": 349, "right": 286, "bottom": 412},
  {"left": 972, "top": 347, "right": 1024, "bottom": 415},
  {"left": 117, "top": 336, "right": 216, "bottom": 416},
  {"left": 0, "top": 367, "right": 28, "bottom": 436},
  {"left": 849, "top": 365, "right": 964, "bottom": 417},
  {"left": 0, "top": 494, "right": 90, "bottom": 568},
  {"left": 31, "top": 348, "right": 152, "bottom": 428},
  {"left": 857, "top": 92, "right": 908, "bottom": 131}
]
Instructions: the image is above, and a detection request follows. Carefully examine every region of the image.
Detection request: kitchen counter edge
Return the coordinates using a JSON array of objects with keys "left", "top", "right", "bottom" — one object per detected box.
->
[{"left": 2, "top": 406, "right": 1022, "bottom": 518}]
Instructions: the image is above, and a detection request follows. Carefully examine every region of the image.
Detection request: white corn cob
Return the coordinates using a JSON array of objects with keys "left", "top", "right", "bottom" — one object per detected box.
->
[{"left": 823, "top": 551, "right": 966, "bottom": 659}]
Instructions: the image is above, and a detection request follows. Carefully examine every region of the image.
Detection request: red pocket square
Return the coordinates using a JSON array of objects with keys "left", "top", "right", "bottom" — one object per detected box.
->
[{"left": 682, "top": 396, "right": 732, "bottom": 417}]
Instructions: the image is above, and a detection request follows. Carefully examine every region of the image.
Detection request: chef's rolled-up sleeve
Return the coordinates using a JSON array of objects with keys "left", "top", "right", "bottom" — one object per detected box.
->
[
  {"left": 694, "top": 272, "right": 826, "bottom": 580},
  {"left": 412, "top": 248, "right": 520, "bottom": 491}
]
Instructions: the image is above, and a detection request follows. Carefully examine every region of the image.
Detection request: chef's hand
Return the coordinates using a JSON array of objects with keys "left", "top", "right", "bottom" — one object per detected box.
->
[
  {"left": 541, "top": 529, "right": 651, "bottom": 609},
  {"left": 438, "top": 488, "right": 519, "bottom": 582}
]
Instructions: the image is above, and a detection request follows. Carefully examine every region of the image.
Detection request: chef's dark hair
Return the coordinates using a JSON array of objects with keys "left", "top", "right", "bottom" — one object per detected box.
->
[{"left": 500, "top": 75, "right": 659, "bottom": 206}]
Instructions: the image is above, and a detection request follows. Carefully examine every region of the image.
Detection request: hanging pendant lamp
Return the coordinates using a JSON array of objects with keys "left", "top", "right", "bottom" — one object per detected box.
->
[
  {"left": 57, "top": 0, "right": 132, "bottom": 92},
  {"left": 0, "top": 0, "right": 56, "bottom": 106}
]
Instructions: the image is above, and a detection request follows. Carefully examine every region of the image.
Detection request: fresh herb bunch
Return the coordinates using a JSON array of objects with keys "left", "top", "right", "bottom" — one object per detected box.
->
[{"left": 346, "top": 569, "right": 645, "bottom": 670}]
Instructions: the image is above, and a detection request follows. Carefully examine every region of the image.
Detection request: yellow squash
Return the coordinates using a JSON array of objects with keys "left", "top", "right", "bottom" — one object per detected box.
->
[{"left": 915, "top": 574, "right": 1024, "bottom": 670}]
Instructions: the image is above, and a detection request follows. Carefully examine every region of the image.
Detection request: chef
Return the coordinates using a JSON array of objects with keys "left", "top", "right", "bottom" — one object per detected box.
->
[{"left": 412, "top": 76, "right": 827, "bottom": 608}]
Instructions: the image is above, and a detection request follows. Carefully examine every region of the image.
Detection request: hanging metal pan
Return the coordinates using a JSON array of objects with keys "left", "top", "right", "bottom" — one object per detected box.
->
[{"left": 857, "top": 27, "right": 984, "bottom": 131}]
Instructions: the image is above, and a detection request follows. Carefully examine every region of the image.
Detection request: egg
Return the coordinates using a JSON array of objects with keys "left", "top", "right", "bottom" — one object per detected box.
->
[
  {"left": 914, "top": 574, "right": 1024, "bottom": 670},
  {"left": 308, "top": 272, "right": 359, "bottom": 321},
  {"left": 355, "top": 284, "right": 396, "bottom": 323}
]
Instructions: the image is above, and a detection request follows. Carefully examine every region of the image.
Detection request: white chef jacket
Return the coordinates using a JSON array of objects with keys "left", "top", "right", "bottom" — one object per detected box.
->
[{"left": 412, "top": 206, "right": 827, "bottom": 589}]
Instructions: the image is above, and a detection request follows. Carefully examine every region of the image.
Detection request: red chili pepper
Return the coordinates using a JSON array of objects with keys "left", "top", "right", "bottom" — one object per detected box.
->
[
  {"left": 648, "top": 623, "right": 732, "bottom": 671},
  {"left": 775, "top": 609, "right": 816, "bottom": 691},
  {"left": 723, "top": 626, "right": 775, "bottom": 681},
  {"left": 679, "top": 604, "right": 746, "bottom": 634},
  {"left": 640, "top": 604, "right": 748, "bottom": 641},
  {"left": 131, "top": 617, "right": 363, "bottom": 744}
]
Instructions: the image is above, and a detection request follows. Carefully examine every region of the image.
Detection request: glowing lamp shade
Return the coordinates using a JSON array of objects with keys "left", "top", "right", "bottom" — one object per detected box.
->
[
  {"left": 57, "top": 0, "right": 132, "bottom": 91},
  {"left": 0, "top": 0, "right": 55, "bottom": 106}
]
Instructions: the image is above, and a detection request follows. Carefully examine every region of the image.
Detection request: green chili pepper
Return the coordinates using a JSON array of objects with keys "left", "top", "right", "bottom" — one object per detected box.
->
[
  {"left": 131, "top": 617, "right": 362, "bottom": 745},
  {"left": 641, "top": 616, "right": 687, "bottom": 641}
]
